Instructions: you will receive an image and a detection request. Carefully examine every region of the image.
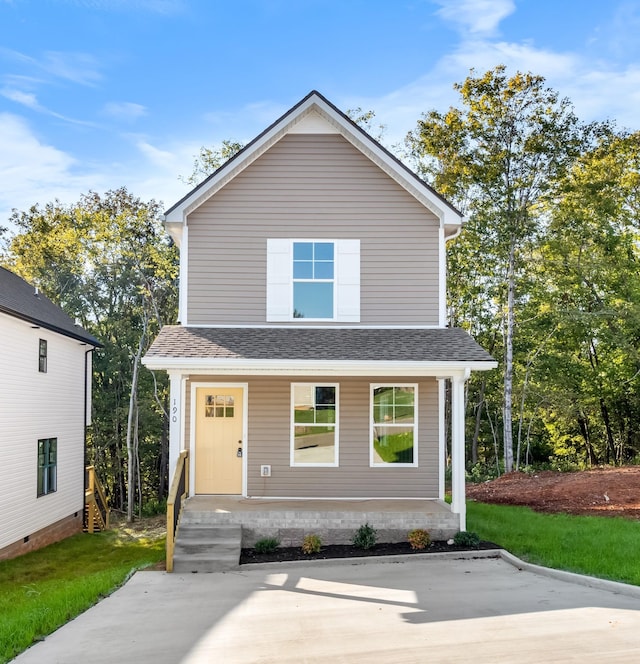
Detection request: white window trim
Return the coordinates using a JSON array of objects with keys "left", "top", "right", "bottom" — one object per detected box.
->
[
  {"left": 266, "top": 239, "right": 360, "bottom": 323},
  {"left": 370, "top": 383, "right": 418, "bottom": 468},
  {"left": 290, "top": 382, "right": 339, "bottom": 467}
]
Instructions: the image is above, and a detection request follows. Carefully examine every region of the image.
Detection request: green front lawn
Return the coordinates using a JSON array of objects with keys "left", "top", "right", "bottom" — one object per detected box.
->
[
  {"left": 467, "top": 500, "right": 640, "bottom": 586},
  {"left": 0, "top": 525, "right": 165, "bottom": 663}
]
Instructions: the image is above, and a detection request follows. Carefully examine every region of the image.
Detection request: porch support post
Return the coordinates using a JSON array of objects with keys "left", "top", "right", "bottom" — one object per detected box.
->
[
  {"left": 436, "top": 378, "right": 447, "bottom": 501},
  {"left": 450, "top": 370, "right": 469, "bottom": 531},
  {"left": 168, "top": 372, "right": 185, "bottom": 483}
]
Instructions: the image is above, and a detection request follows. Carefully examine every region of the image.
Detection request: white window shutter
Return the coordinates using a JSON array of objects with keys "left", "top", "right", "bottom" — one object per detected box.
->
[
  {"left": 266, "top": 239, "right": 291, "bottom": 321},
  {"left": 336, "top": 239, "right": 360, "bottom": 322}
]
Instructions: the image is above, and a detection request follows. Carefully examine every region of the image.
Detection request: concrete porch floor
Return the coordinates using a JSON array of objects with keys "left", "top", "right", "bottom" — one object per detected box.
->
[{"left": 180, "top": 496, "right": 460, "bottom": 546}]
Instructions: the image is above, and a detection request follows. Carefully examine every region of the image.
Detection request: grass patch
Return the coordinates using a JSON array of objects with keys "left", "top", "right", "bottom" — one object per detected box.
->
[
  {"left": 0, "top": 524, "right": 165, "bottom": 663},
  {"left": 467, "top": 501, "right": 640, "bottom": 586}
]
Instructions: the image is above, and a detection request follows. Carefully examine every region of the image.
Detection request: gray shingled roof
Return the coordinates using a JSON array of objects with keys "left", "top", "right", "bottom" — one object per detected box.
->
[
  {"left": 0, "top": 266, "right": 100, "bottom": 346},
  {"left": 145, "top": 326, "right": 495, "bottom": 364}
]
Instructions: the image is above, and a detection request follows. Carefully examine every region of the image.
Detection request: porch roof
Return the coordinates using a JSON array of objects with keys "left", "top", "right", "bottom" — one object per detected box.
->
[{"left": 143, "top": 326, "right": 497, "bottom": 375}]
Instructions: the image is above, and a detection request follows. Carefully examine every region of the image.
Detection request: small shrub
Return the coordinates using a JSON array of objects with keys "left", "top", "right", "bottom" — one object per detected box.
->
[
  {"left": 407, "top": 528, "right": 431, "bottom": 550},
  {"left": 453, "top": 531, "right": 481, "bottom": 549},
  {"left": 301, "top": 534, "right": 322, "bottom": 554},
  {"left": 140, "top": 497, "right": 167, "bottom": 518},
  {"left": 352, "top": 523, "right": 377, "bottom": 550},
  {"left": 254, "top": 537, "right": 280, "bottom": 554}
]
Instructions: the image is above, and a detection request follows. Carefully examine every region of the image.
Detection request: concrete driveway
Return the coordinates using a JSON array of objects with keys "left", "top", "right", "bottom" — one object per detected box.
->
[{"left": 13, "top": 551, "right": 640, "bottom": 664}]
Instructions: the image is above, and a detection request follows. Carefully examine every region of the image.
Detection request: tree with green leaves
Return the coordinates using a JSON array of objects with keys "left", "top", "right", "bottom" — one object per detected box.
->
[
  {"left": 526, "top": 129, "right": 640, "bottom": 465},
  {"left": 408, "top": 65, "right": 589, "bottom": 472},
  {"left": 180, "top": 140, "right": 245, "bottom": 187},
  {"left": 3, "top": 188, "right": 178, "bottom": 519}
]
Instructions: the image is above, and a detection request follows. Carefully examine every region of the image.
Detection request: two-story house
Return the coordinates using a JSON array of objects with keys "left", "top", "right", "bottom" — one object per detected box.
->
[
  {"left": 143, "top": 91, "right": 495, "bottom": 566},
  {"left": 0, "top": 267, "right": 101, "bottom": 560}
]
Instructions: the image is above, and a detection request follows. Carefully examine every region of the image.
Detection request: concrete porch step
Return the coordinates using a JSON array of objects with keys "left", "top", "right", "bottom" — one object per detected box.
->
[{"left": 173, "top": 523, "right": 241, "bottom": 574}]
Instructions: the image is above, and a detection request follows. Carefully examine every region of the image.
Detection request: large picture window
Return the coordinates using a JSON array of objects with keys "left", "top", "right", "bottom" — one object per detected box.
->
[
  {"left": 291, "top": 384, "right": 338, "bottom": 466},
  {"left": 371, "top": 385, "right": 417, "bottom": 466},
  {"left": 293, "top": 241, "right": 334, "bottom": 319},
  {"left": 37, "top": 437, "right": 57, "bottom": 496}
]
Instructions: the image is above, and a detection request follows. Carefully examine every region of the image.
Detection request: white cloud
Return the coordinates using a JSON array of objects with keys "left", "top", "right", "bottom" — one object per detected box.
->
[
  {"left": 0, "top": 87, "right": 40, "bottom": 109},
  {"left": 0, "top": 113, "right": 101, "bottom": 225},
  {"left": 41, "top": 51, "right": 102, "bottom": 86},
  {"left": 0, "top": 47, "right": 102, "bottom": 86},
  {"left": 350, "top": 21, "right": 639, "bottom": 149},
  {"left": 433, "top": 0, "right": 515, "bottom": 37},
  {"left": 103, "top": 101, "right": 147, "bottom": 121},
  {"left": 62, "top": 0, "right": 186, "bottom": 14},
  {"left": 0, "top": 112, "right": 196, "bottom": 230},
  {"left": 135, "top": 139, "right": 178, "bottom": 167}
]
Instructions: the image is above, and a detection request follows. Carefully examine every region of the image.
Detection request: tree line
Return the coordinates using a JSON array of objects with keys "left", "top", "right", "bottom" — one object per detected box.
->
[{"left": 1, "top": 66, "right": 638, "bottom": 516}]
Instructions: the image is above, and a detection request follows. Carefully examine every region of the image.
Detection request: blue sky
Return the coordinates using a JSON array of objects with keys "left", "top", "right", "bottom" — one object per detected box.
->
[{"left": 1, "top": 0, "right": 639, "bottom": 229}]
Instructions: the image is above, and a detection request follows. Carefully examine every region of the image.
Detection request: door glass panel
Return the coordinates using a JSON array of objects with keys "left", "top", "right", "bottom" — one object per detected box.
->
[{"left": 205, "top": 394, "right": 236, "bottom": 418}]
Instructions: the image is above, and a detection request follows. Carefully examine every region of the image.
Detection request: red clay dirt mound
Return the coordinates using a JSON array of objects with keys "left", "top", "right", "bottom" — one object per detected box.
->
[{"left": 466, "top": 466, "right": 640, "bottom": 520}]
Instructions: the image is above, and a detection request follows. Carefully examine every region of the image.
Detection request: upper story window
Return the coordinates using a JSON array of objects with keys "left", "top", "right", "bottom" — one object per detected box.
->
[
  {"left": 38, "top": 339, "right": 47, "bottom": 373},
  {"left": 266, "top": 239, "right": 360, "bottom": 323},
  {"left": 293, "top": 242, "right": 334, "bottom": 319}
]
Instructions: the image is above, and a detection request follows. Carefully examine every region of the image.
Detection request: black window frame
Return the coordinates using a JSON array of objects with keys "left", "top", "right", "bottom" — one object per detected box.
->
[
  {"left": 38, "top": 338, "right": 47, "bottom": 373},
  {"left": 37, "top": 437, "right": 57, "bottom": 497}
]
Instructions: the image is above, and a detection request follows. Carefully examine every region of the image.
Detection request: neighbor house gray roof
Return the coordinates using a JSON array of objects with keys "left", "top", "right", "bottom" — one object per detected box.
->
[
  {"left": 0, "top": 266, "right": 100, "bottom": 346},
  {"left": 144, "top": 326, "right": 495, "bottom": 367}
]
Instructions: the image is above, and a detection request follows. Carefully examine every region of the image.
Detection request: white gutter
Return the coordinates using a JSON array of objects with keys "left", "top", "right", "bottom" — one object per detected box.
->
[{"left": 141, "top": 357, "right": 497, "bottom": 375}]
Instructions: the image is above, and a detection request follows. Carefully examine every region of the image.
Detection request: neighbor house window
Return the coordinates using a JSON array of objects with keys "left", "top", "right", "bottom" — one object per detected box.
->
[
  {"left": 37, "top": 438, "right": 57, "bottom": 496},
  {"left": 291, "top": 384, "right": 338, "bottom": 466},
  {"left": 293, "top": 241, "right": 334, "bottom": 319},
  {"left": 266, "top": 239, "right": 360, "bottom": 322},
  {"left": 38, "top": 339, "right": 47, "bottom": 373},
  {"left": 371, "top": 385, "right": 417, "bottom": 466}
]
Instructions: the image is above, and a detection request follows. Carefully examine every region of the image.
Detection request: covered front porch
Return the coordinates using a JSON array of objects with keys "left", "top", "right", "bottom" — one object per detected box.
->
[{"left": 182, "top": 494, "right": 460, "bottom": 547}]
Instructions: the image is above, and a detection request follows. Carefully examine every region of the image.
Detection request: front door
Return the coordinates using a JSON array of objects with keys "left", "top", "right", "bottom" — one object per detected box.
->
[{"left": 195, "top": 387, "right": 244, "bottom": 494}]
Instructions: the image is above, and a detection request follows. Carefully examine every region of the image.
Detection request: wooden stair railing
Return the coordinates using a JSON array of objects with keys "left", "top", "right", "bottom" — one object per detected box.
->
[
  {"left": 85, "top": 466, "right": 110, "bottom": 533},
  {"left": 166, "top": 450, "right": 189, "bottom": 572}
]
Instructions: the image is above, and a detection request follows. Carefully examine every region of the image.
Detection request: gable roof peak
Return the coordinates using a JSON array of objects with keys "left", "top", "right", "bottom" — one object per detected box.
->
[{"left": 164, "top": 91, "right": 462, "bottom": 238}]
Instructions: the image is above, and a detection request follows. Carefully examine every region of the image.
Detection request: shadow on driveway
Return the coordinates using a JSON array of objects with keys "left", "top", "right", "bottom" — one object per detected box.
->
[{"left": 13, "top": 553, "right": 640, "bottom": 664}]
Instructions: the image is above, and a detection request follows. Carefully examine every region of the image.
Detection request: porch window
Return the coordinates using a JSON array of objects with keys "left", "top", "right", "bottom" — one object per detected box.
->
[
  {"left": 371, "top": 385, "right": 418, "bottom": 467},
  {"left": 37, "top": 437, "right": 57, "bottom": 496},
  {"left": 291, "top": 384, "right": 338, "bottom": 466}
]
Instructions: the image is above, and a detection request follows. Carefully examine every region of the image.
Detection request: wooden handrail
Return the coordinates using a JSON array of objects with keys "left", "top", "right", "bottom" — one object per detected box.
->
[
  {"left": 85, "top": 466, "right": 110, "bottom": 533},
  {"left": 166, "top": 451, "right": 189, "bottom": 572}
]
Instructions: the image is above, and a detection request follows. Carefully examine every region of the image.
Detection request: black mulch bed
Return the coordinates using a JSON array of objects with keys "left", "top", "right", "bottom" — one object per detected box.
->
[{"left": 240, "top": 540, "right": 501, "bottom": 564}]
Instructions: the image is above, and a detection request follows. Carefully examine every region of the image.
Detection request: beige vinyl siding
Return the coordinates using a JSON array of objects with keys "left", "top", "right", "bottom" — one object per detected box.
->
[
  {"left": 186, "top": 375, "right": 439, "bottom": 499},
  {"left": 0, "top": 313, "right": 86, "bottom": 551},
  {"left": 186, "top": 133, "right": 440, "bottom": 326}
]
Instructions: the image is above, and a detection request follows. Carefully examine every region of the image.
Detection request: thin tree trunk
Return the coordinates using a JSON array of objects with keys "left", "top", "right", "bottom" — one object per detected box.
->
[
  {"left": 577, "top": 412, "right": 597, "bottom": 466},
  {"left": 486, "top": 407, "right": 501, "bottom": 477},
  {"left": 599, "top": 398, "right": 618, "bottom": 465},
  {"left": 471, "top": 379, "right": 486, "bottom": 465},
  {"left": 503, "top": 239, "right": 516, "bottom": 473},
  {"left": 150, "top": 370, "right": 170, "bottom": 499},
  {"left": 126, "top": 315, "right": 147, "bottom": 523}
]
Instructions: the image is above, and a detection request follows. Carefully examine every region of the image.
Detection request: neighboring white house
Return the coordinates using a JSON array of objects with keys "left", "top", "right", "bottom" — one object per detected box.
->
[{"left": 0, "top": 266, "right": 100, "bottom": 560}]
